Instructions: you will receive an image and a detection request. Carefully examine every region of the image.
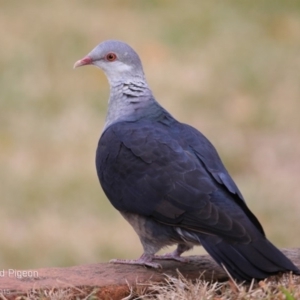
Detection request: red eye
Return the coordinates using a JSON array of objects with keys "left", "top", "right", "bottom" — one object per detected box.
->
[{"left": 105, "top": 53, "right": 117, "bottom": 62}]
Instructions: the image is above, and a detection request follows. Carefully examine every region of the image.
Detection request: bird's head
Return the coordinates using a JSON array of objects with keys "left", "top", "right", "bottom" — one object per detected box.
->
[{"left": 74, "top": 40, "right": 145, "bottom": 84}]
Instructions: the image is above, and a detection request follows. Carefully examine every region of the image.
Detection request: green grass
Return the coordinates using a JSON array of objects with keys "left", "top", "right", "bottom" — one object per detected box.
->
[{"left": 0, "top": 0, "right": 300, "bottom": 270}]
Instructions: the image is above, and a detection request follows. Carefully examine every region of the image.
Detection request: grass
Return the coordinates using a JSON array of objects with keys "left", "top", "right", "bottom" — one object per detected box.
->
[
  {"left": 134, "top": 273, "right": 300, "bottom": 300},
  {"left": 0, "top": 0, "right": 299, "bottom": 279},
  {"left": 4, "top": 273, "right": 300, "bottom": 299}
]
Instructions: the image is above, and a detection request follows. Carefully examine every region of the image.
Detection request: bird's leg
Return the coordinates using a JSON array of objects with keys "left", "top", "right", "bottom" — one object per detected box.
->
[
  {"left": 110, "top": 252, "right": 162, "bottom": 269},
  {"left": 154, "top": 243, "right": 192, "bottom": 263}
]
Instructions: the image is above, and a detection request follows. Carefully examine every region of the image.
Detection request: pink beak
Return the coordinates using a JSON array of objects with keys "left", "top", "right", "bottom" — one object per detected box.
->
[{"left": 73, "top": 56, "right": 93, "bottom": 69}]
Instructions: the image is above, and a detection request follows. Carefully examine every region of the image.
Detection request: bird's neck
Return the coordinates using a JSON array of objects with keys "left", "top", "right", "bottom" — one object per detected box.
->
[{"left": 103, "top": 80, "right": 170, "bottom": 131}]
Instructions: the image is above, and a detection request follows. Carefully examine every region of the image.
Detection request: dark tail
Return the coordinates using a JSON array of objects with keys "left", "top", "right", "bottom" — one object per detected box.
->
[{"left": 200, "top": 236, "right": 300, "bottom": 282}]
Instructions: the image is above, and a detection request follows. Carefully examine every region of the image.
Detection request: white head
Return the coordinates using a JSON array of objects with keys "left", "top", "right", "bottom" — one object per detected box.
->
[{"left": 74, "top": 40, "right": 146, "bottom": 85}]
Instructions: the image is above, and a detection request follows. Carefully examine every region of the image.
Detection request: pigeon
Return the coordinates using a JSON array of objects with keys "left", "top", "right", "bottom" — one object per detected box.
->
[{"left": 74, "top": 40, "right": 300, "bottom": 281}]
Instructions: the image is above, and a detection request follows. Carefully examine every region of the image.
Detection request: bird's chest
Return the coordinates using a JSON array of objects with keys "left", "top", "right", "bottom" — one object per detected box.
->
[
  {"left": 95, "top": 127, "right": 154, "bottom": 212},
  {"left": 96, "top": 124, "right": 165, "bottom": 183},
  {"left": 95, "top": 128, "right": 145, "bottom": 191},
  {"left": 96, "top": 134, "right": 126, "bottom": 184}
]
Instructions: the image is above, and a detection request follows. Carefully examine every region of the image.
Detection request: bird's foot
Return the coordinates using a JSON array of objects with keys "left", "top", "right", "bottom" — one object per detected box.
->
[
  {"left": 109, "top": 253, "right": 162, "bottom": 269},
  {"left": 154, "top": 252, "right": 190, "bottom": 263}
]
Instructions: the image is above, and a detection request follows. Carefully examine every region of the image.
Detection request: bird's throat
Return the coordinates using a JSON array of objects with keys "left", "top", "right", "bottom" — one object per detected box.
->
[{"left": 103, "top": 81, "right": 157, "bottom": 131}]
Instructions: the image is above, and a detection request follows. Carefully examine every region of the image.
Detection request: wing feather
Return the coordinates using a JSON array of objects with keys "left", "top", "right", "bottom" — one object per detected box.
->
[{"left": 96, "top": 120, "right": 263, "bottom": 242}]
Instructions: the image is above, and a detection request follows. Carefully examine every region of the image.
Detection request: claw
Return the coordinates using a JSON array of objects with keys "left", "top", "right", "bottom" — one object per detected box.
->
[
  {"left": 110, "top": 258, "right": 162, "bottom": 268},
  {"left": 154, "top": 253, "right": 190, "bottom": 263},
  {"left": 109, "top": 252, "right": 162, "bottom": 269}
]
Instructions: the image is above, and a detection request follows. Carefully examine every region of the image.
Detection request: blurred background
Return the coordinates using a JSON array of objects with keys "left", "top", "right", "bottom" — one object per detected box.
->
[{"left": 0, "top": 0, "right": 300, "bottom": 269}]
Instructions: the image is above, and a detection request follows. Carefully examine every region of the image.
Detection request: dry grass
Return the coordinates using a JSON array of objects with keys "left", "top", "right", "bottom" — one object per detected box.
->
[
  {"left": 0, "top": 0, "right": 299, "bottom": 272},
  {"left": 5, "top": 273, "right": 300, "bottom": 299},
  {"left": 134, "top": 273, "right": 300, "bottom": 300},
  {"left": 3, "top": 286, "right": 98, "bottom": 300}
]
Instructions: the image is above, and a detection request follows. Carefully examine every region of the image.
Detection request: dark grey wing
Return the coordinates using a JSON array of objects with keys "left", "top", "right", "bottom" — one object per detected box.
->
[
  {"left": 97, "top": 120, "right": 261, "bottom": 243},
  {"left": 176, "top": 123, "right": 265, "bottom": 235}
]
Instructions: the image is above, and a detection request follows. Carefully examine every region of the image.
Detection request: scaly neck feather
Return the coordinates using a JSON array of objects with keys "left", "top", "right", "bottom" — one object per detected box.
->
[{"left": 104, "top": 79, "right": 165, "bottom": 131}]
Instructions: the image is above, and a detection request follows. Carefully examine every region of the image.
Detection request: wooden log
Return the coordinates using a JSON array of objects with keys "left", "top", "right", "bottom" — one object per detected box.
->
[{"left": 0, "top": 248, "right": 299, "bottom": 299}]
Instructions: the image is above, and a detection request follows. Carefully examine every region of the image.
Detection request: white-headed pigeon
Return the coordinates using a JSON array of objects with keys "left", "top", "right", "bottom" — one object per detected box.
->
[{"left": 74, "top": 40, "right": 300, "bottom": 281}]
